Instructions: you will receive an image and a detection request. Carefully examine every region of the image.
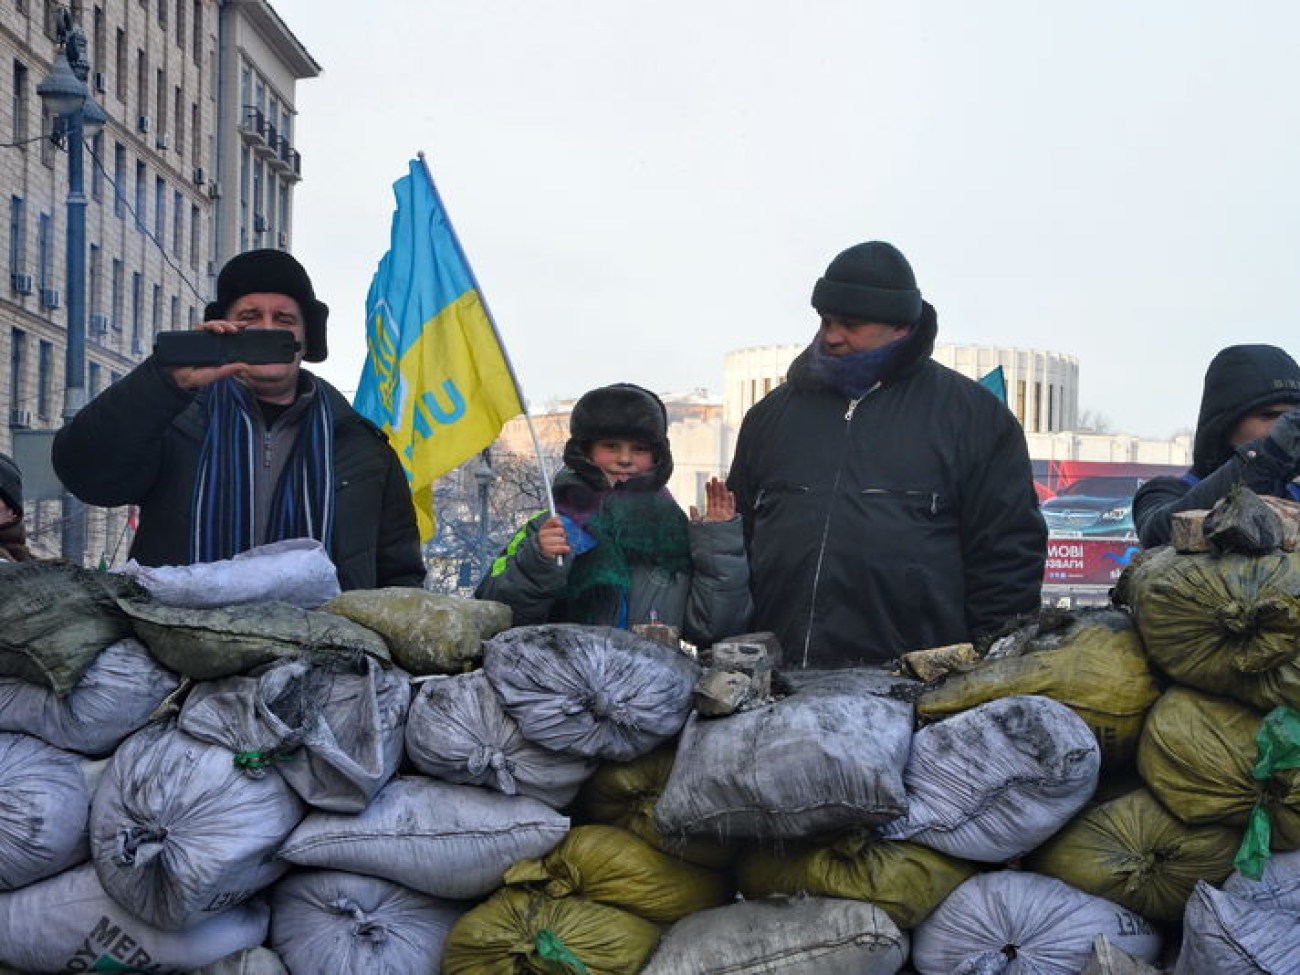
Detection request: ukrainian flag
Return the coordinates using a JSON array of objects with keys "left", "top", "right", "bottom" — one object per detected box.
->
[{"left": 356, "top": 156, "right": 524, "bottom": 541}]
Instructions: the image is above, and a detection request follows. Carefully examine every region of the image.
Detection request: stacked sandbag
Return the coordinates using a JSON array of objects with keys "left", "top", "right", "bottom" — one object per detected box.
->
[
  {"left": 441, "top": 886, "right": 660, "bottom": 975},
  {"left": 0, "top": 862, "right": 269, "bottom": 972},
  {"left": 656, "top": 668, "right": 914, "bottom": 840},
  {"left": 117, "top": 538, "right": 342, "bottom": 609},
  {"left": 0, "top": 732, "right": 91, "bottom": 891},
  {"left": 736, "top": 828, "right": 977, "bottom": 929},
  {"left": 882, "top": 695, "right": 1101, "bottom": 862},
  {"left": 179, "top": 654, "right": 411, "bottom": 812},
  {"left": 405, "top": 669, "right": 597, "bottom": 808},
  {"left": 503, "top": 824, "right": 732, "bottom": 923},
  {"left": 268, "top": 869, "right": 466, "bottom": 974},
  {"left": 1027, "top": 787, "right": 1242, "bottom": 922},
  {"left": 0, "top": 561, "right": 143, "bottom": 694},
  {"left": 1223, "top": 847, "right": 1300, "bottom": 910},
  {"left": 322, "top": 587, "right": 511, "bottom": 674},
  {"left": 1175, "top": 880, "right": 1300, "bottom": 974},
  {"left": 483, "top": 623, "right": 700, "bottom": 761},
  {"left": 0, "top": 637, "right": 180, "bottom": 756},
  {"left": 641, "top": 894, "right": 909, "bottom": 975},
  {"left": 913, "top": 871, "right": 1162, "bottom": 974},
  {"left": 918, "top": 608, "right": 1161, "bottom": 768},
  {"left": 90, "top": 719, "right": 306, "bottom": 930},
  {"left": 277, "top": 774, "right": 570, "bottom": 901},
  {"left": 190, "top": 947, "right": 289, "bottom": 975}
]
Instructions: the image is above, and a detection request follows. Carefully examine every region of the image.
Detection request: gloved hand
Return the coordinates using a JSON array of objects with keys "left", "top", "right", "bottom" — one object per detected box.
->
[{"left": 1265, "top": 407, "right": 1300, "bottom": 462}]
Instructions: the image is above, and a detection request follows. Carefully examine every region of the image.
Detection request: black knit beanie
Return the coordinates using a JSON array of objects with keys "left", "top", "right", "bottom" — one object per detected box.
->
[
  {"left": 811, "top": 241, "right": 923, "bottom": 326},
  {"left": 1192, "top": 344, "right": 1300, "bottom": 477},
  {"left": 561, "top": 383, "right": 674, "bottom": 491},
  {"left": 0, "top": 452, "right": 22, "bottom": 518},
  {"left": 204, "top": 249, "right": 329, "bottom": 362}
]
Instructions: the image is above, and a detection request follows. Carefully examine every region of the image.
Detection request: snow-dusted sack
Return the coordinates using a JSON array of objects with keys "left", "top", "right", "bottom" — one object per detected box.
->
[
  {"left": 883, "top": 695, "right": 1101, "bottom": 861},
  {"left": 405, "top": 669, "right": 596, "bottom": 807},
  {"left": 483, "top": 624, "right": 699, "bottom": 761},
  {"left": 277, "top": 775, "right": 569, "bottom": 900},
  {"left": 116, "top": 538, "right": 341, "bottom": 609},
  {"left": 0, "top": 732, "right": 90, "bottom": 891},
  {"left": 90, "top": 721, "right": 305, "bottom": 930},
  {"left": 1175, "top": 881, "right": 1300, "bottom": 974}
]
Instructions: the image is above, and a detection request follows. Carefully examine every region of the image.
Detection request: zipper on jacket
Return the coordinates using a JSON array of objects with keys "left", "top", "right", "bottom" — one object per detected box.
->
[
  {"left": 861, "top": 487, "right": 941, "bottom": 515},
  {"left": 263, "top": 431, "right": 273, "bottom": 469}
]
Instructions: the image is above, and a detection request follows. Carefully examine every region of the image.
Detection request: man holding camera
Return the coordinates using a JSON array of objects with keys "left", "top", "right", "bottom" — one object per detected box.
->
[{"left": 53, "top": 249, "right": 425, "bottom": 589}]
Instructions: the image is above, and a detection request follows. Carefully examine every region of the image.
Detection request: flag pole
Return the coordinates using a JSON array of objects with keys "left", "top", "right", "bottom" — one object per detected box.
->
[{"left": 415, "top": 152, "right": 559, "bottom": 524}]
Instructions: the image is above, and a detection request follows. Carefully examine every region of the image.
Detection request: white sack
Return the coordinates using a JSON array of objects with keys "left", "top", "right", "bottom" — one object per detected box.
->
[
  {"left": 269, "top": 869, "right": 466, "bottom": 974},
  {"left": 90, "top": 721, "right": 305, "bottom": 930},
  {"left": 913, "top": 871, "right": 1161, "bottom": 975},
  {"left": 0, "top": 638, "right": 180, "bottom": 756},
  {"left": 1222, "top": 848, "right": 1300, "bottom": 913},
  {"left": 483, "top": 623, "right": 699, "bottom": 761},
  {"left": 1175, "top": 881, "right": 1300, "bottom": 974},
  {"left": 278, "top": 775, "right": 569, "bottom": 900},
  {"left": 883, "top": 695, "right": 1101, "bottom": 861},
  {"left": 180, "top": 655, "right": 411, "bottom": 812},
  {"left": 117, "top": 538, "right": 341, "bottom": 609},
  {"left": 190, "top": 947, "right": 289, "bottom": 975},
  {"left": 656, "top": 669, "right": 914, "bottom": 839},
  {"left": 0, "top": 863, "right": 268, "bottom": 973},
  {"left": 405, "top": 670, "right": 596, "bottom": 808},
  {"left": 0, "top": 732, "right": 90, "bottom": 891}
]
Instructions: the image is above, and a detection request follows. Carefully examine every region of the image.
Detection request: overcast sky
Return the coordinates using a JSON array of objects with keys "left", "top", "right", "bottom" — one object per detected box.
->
[{"left": 269, "top": 0, "right": 1300, "bottom": 440}]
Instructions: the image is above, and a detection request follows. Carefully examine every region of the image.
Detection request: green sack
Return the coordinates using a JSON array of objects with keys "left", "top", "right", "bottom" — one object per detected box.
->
[
  {"left": 1137, "top": 686, "right": 1300, "bottom": 848},
  {"left": 1234, "top": 706, "right": 1300, "bottom": 880},
  {"left": 1116, "top": 546, "right": 1300, "bottom": 710},
  {"left": 118, "top": 597, "right": 390, "bottom": 680},
  {"left": 1027, "top": 788, "right": 1241, "bottom": 921},
  {"left": 504, "top": 824, "right": 732, "bottom": 923},
  {"left": 918, "top": 608, "right": 1160, "bottom": 767},
  {"left": 441, "top": 887, "right": 659, "bottom": 975},
  {"left": 736, "top": 828, "right": 977, "bottom": 929},
  {"left": 321, "top": 588, "right": 510, "bottom": 675}
]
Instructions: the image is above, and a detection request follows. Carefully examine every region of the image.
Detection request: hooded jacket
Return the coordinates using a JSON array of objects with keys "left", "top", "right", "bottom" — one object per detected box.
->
[
  {"left": 727, "top": 303, "right": 1046, "bottom": 667},
  {"left": 1133, "top": 344, "right": 1300, "bottom": 548},
  {"left": 51, "top": 357, "right": 424, "bottom": 589}
]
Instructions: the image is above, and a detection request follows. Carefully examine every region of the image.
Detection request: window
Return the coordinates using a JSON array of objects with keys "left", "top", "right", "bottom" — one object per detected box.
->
[
  {"left": 37, "top": 340, "right": 53, "bottom": 419},
  {"left": 88, "top": 244, "right": 102, "bottom": 317},
  {"left": 192, "top": 0, "right": 203, "bottom": 62},
  {"left": 89, "top": 362, "right": 102, "bottom": 398},
  {"left": 151, "top": 283, "right": 162, "bottom": 345},
  {"left": 9, "top": 331, "right": 25, "bottom": 414},
  {"left": 190, "top": 102, "right": 200, "bottom": 164},
  {"left": 130, "top": 272, "right": 143, "bottom": 352},
  {"left": 189, "top": 203, "right": 200, "bottom": 268},
  {"left": 154, "top": 176, "right": 166, "bottom": 238},
  {"left": 113, "top": 143, "right": 126, "bottom": 217},
  {"left": 170, "top": 294, "right": 179, "bottom": 330},
  {"left": 156, "top": 69, "right": 167, "bottom": 143},
  {"left": 115, "top": 29, "right": 126, "bottom": 100},
  {"left": 36, "top": 213, "right": 52, "bottom": 290},
  {"left": 136, "top": 50, "right": 147, "bottom": 121},
  {"left": 158, "top": 0, "right": 167, "bottom": 28},
  {"left": 134, "top": 161, "right": 146, "bottom": 228},
  {"left": 39, "top": 104, "right": 54, "bottom": 166},
  {"left": 8, "top": 197, "right": 25, "bottom": 275},
  {"left": 111, "top": 259, "right": 123, "bottom": 329},
  {"left": 93, "top": 7, "right": 106, "bottom": 76},
  {"left": 174, "top": 86, "right": 184, "bottom": 153},
  {"left": 172, "top": 190, "right": 183, "bottom": 254},
  {"left": 90, "top": 132, "right": 104, "bottom": 200},
  {"left": 11, "top": 61, "right": 28, "bottom": 143}
]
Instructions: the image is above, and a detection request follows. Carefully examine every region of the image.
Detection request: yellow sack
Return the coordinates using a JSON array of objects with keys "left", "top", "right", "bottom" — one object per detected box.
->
[
  {"left": 572, "top": 744, "right": 737, "bottom": 869},
  {"left": 504, "top": 824, "right": 732, "bottom": 923},
  {"left": 1026, "top": 787, "right": 1241, "bottom": 921},
  {"left": 735, "top": 828, "right": 977, "bottom": 929},
  {"left": 918, "top": 608, "right": 1159, "bottom": 767},
  {"left": 1137, "top": 685, "right": 1300, "bottom": 848},
  {"left": 1116, "top": 546, "right": 1300, "bottom": 710},
  {"left": 441, "top": 887, "right": 659, "bottom": 975}
]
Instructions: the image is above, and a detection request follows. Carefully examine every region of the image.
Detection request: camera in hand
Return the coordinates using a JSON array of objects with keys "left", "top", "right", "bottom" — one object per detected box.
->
[{"left": 153, "top": 329, "right": 301, "bottom": 367}]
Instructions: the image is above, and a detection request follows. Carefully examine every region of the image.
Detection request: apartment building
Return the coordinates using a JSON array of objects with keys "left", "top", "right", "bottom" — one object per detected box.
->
[{"left": 0, "top": 0, "right": 317, "bottom": 560}]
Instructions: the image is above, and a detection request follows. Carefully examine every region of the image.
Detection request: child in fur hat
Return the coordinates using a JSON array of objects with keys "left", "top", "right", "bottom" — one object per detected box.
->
[
  {"left": 0, "top": 452, "right": 35, "bottom": 562},
  {"left": 476, "top": 383, "right": 750, "bottom": 648}
]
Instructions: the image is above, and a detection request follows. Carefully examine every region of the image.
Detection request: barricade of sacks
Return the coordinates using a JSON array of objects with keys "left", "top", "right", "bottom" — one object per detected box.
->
[{"left": 2, "top": 499, "right": 1300, "bottom": 975}]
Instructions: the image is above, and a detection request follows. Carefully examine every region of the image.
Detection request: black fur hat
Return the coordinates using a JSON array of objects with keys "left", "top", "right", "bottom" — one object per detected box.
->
[
  {"left": 204, "top": 249, "right": 329, "bottom": 362},
  {"left": 811, "top": 241, "right": 923, "bottom": 326},
  {"left": 562, "top": 383, "right": 673, "bottom": 491},
  {"left": 1192, "top": 344, "right": 1300, "bottom": 477},
  {"left": 0, "top": 452, "right": 22, "bottom": 519}
]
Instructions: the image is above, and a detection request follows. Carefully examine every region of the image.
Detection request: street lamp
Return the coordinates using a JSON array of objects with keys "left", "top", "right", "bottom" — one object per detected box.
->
[
  {"left": 472, "top": 449, "right": 497, "bottom": 577},
  {"left": 37, "top": 8, "right": 106, "bottom": 565}
]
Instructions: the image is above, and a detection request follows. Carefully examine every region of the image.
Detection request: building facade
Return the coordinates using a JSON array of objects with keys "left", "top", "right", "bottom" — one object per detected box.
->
[{"left": 1, "top": 0, "right": 316, "bottom": 561}]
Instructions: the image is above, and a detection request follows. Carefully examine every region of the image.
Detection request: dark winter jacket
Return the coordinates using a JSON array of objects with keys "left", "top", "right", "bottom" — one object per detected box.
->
[
  {"left": 1133, "top": 344, "right": 1300, "bottom": 548},
  {"left": 727, "top": 304, "right": 1046, "bottom": 668},
  {"left": 51, "top": 358, "right": 424, "bottom": 589},
  {"left": 476, "top": 467, "right": 751, "bottom": 647}
]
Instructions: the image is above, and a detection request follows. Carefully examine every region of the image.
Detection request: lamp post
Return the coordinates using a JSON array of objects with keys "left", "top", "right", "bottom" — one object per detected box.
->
[
  {"left": 37, "top": 9, "right": 107, "bottom": 565},
  {"left": 472, "top": 449, "right": 497, "bottom": 578}
]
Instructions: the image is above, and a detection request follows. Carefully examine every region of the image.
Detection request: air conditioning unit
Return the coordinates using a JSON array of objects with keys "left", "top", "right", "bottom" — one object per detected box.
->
[
  {"left": 89, "top": 313, "right": 110, "bottom": 335},
  {"left": 207, "top": 181, "right": 221, "bottom": 200},
  {"left": 8, "top": 408, "right": 32, "bottom": 429},
  {"left": 193, "top": 166, "right": 207, "bottom": 186},
  {"left": 10, "top": 273, "right": 34, "bottom": 295},
  {"left": 40, "top": 287, "right": 61, "bottom": 309},
  {"left": 156, "top": 132, "right": 170, "bottom": 150},
  {"left": 252, "top": 214, "right": 267, "bottom": 234},
  {"left": 137, "top": 115, "right": 151, "bottom": 134},
  {"left": 93, "top": 71, "right": 107, "bottom": 93}
]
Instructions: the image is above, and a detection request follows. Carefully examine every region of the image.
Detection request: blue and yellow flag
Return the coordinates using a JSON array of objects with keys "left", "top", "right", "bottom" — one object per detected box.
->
[{"left": 356, "top": 157, "right": 524, "bottom": 541}]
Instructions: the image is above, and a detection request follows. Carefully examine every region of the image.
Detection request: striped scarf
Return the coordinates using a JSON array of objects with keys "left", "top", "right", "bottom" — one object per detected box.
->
[{"left": 190, "top": 377, "right": 336, "bottom": 563}]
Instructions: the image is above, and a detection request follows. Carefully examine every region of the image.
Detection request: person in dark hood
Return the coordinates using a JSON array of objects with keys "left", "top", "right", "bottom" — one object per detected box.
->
[
  {"left": 727, "top": 241, "right": 1046, "bottom": 668},
  {"left": 51, "top": 249, "right": 423, "bottom": 587},
  {"left": 1132, "top": 344, "right": 1300, "bottom": 548},
  {"left": 0, "top": 452, "right": 35, "bottom": 562},
  {"left": 476, "top": 383, "right": 750, "bottom": 648}
]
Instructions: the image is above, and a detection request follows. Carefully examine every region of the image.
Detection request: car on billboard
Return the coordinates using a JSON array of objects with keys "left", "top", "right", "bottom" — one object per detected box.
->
[{"left": 1038, "top": 475, "right": 1144, "bottom": 539}]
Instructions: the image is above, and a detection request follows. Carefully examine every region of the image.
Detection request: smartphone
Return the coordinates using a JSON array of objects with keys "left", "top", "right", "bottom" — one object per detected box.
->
[{"left": 153, "top": 329, "right": 301, "bottom": 367}]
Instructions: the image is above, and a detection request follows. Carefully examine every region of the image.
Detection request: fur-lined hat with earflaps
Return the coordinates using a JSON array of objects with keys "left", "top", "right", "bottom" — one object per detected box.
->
[{"left": 562, "top": 383, "right": 674, "bottom": 492}]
